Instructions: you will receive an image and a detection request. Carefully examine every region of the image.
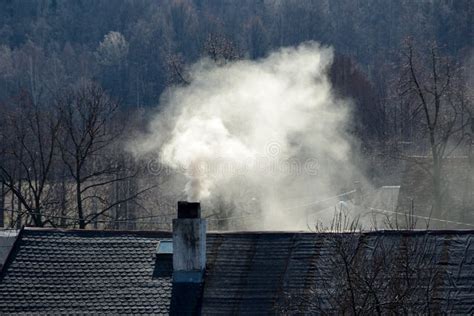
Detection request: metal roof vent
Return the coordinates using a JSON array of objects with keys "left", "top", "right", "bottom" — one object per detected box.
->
[{"left": 156, "top": 239, "right": 173, "bottom": 255}]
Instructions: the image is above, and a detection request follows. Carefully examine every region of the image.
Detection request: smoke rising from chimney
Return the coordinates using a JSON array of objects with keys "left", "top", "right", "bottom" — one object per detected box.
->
[{"left": 131, "top": 42, "right": 364, "bottom": 230}]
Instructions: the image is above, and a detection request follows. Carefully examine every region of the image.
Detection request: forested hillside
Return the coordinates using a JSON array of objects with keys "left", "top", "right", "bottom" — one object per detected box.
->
[{"left": 0, "top": 0, "right": 471, "bottom": 106}]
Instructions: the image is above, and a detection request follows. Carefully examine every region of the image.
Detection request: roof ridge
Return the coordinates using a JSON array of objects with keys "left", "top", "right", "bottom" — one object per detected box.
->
[
  {"left": 23, "top": 227, "right": 172, "bottom": 236},
  {"left": 22, "top": 227, "right": 474, "bottom": 236}
]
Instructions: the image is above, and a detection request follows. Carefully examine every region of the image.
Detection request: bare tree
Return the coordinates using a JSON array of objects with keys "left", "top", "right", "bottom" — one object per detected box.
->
[
  {"left": 397, "top": 40, "right": 472, "bottom": 218},
  {"left": 57, "top": 83, "right": 147, "bottom": 229},
  {"left": 203, "top": 33, "right": 241, "bottom": 64},
  {"left": 95, "top": 31, "right": 129, "bottom": 67},
  {"left": 166, "top": 33, "right": 241, "bottom": 86},
  {"left": 0, "top": 91, "right": 60, "bottom": 227},
  {"left": 286, "top": 233, "right": 444, "bottom": 314},
  {"left": 166, "top": 53, "right": 190, "bottom": 85},
  {"left": 281, "top": 212, "right": 445, "bottom": 314}
]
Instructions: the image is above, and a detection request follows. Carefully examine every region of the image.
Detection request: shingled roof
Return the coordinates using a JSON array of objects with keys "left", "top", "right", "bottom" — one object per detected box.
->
[{"left": 1, "top": 228, "right": 474, "bottom": 314}]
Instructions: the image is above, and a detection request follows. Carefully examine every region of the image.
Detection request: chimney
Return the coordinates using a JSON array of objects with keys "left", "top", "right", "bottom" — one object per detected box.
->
[{"left": 172, "top": 201, "right": 206, "bottom": 283}]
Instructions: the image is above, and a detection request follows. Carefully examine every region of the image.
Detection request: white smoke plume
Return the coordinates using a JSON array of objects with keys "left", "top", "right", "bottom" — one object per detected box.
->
[{"left": 132, "top": 42, "right": 364, "bottom": 230}]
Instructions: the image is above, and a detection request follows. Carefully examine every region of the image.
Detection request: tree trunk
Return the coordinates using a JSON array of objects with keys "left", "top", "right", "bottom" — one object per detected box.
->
[
  {"left": 60, "top": 168, "right": 67, "bottom": 227},
  {"left": 10, "top": 191, "right": 15, "bottom": 229},
  {"left": 76, "top": 178, "right": 85, "bottom": 229},
  {"left": 33, "top": 196, "right": 43, "bottom": 227},
  {"left": 16, "top": 177, "right": 22, "bottom": 229},
  {"left": 431, "top": 155, "right": 444, "bottom": 226}
]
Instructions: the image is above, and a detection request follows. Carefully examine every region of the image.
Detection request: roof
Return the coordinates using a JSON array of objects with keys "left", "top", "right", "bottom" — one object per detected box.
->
[
  {"left": 0, "top": 228, "right": 173, "bottom": 315},
  {"left": 1, "top": 228, "right": 474, "bottom": 314},
  {"left": 397, "top": 157, "right": 474, "bottom": 228}
]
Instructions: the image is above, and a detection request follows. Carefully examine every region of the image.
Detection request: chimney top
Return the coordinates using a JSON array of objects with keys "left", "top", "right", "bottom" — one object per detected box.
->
[{"left": 177, "top": 201, "right": 201, "bottom": 219}]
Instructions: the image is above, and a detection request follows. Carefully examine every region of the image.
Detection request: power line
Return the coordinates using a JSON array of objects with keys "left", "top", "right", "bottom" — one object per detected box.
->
[
  {"left": 369, "top": 207, "right": 474, "bottom": 228},
  {"left": 285, "top": 190, "right": 356, "bottom": 212},
  {"left": 3, "top": 208, "right": 176, "bottom": 223},
  {"left": 208, "top": 190, "right": 357, "bottom": 222},
  {"left": 16, "top": 189, "right": 472, "bottom": 228},
  {"left": 3, "top": 191, "right": 358, "bottom": 224}
]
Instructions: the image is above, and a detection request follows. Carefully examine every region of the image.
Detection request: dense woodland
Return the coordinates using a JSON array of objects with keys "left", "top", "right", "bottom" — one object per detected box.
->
[{"left": 0, "top": 0, "right": 472, "bottom": 229}]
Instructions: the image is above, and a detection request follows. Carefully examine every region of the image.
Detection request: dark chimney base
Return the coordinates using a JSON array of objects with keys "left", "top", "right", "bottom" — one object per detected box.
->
[
  {"left": 170, "top": 282, "right": 203, "bottom": 315},
  {"left": 173, "top": 270, "right": 204, "bottom": 283}
]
